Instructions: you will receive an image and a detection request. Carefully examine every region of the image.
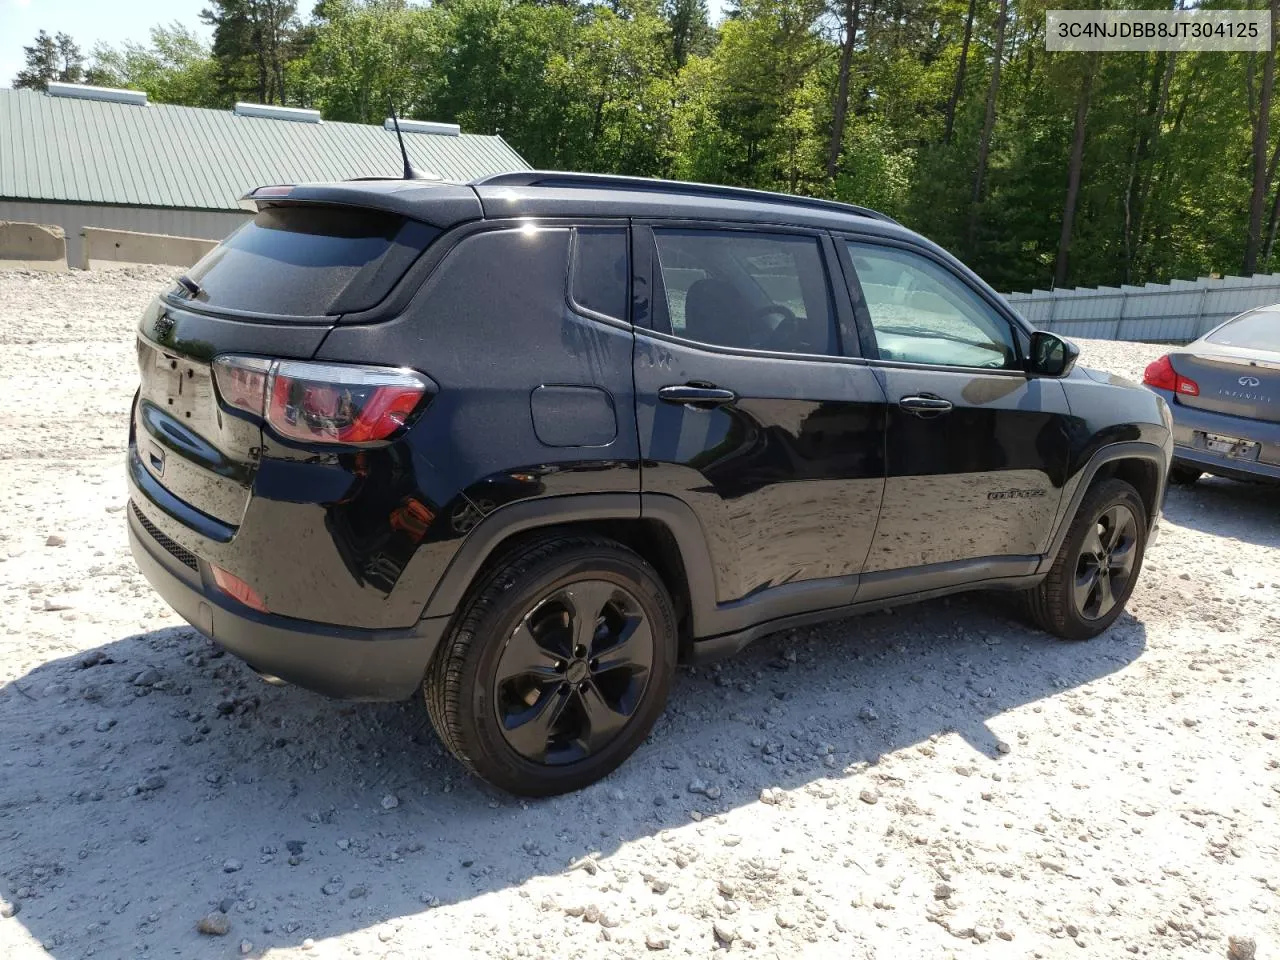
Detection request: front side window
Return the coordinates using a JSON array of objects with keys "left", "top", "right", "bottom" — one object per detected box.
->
[
  {"left": 652, "top": 229, "right": 836, "bottom": 355},
  {"left": 847, "top": 242, "right": 1017, "bottom": 369}
]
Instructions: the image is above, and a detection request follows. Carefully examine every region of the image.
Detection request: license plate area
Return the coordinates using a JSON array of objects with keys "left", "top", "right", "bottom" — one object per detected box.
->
[
  {"left": 134, "top": 335, "right": 258, "bottom": 526},
  {"left": 150, "top": 347, "right": 215, "bottom": 428},
  {"left": 1199, "top": 431, "right": 1260, "bottom": 460}
]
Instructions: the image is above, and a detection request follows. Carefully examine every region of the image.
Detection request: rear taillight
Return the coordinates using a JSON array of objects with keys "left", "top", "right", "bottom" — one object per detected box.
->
[
  {"left": 213, "top": 356, "right": 272, "bottom": 416},
  {"left": 268, "top": 361, "right": 428, "bottom": 444},
  {"left": 1142, "top": 355, "right": 1199, "bottom": 397},
  {"left": 212, "top": 356, "right": 431, "bottom": 444}
]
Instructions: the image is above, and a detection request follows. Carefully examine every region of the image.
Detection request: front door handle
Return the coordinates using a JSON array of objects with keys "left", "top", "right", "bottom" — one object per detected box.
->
[
  {"left": 658, "top": 384, "right": 737, "bottom": 409},
  {"left": 899, "top": 395, "right": 953, "bottom": 418}
]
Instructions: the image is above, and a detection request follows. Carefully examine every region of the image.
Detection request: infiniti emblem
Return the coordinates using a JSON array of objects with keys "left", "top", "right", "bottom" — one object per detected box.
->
[{"left": 1239, "top": 375, "right": 1261, "bottom": 387}]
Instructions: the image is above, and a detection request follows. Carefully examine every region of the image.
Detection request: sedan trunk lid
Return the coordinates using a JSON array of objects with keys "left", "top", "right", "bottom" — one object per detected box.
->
[{"left": 1169, "top": 347, "right": 1280, "bottom": 424}]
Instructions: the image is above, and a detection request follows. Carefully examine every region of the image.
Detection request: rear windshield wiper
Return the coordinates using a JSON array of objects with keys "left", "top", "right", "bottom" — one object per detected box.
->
[{"left": 176, "top": 274, "right": 202, "bottom": 298}]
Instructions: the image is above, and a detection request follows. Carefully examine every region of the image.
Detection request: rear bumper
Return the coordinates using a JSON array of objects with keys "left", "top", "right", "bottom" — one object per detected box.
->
[
  {"left": 1163, "top": 393, "right": 1280, "bottom": 483},
  {"left": 1172, "top": 446, "right": 1280, "bottom": 483},
  {"left": 128, "top": 501, "right": 450, "bottom": 700}
]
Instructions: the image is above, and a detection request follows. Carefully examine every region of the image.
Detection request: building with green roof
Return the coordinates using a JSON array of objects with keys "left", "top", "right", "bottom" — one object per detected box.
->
[{"left": 0, "top": 84, "right": 529, "bottom": 266}]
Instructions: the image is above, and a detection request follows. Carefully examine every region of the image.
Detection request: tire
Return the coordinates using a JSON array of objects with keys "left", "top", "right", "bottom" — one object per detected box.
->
[
  {"left": 1021, "top": 478, "right": 1148, "bottom": 641},
  {"left": 423, "top": 533, "right": 677, "bottom": 796},
  {"left": 1168, "top": 464, "right": 1202, "bottom": 486}
]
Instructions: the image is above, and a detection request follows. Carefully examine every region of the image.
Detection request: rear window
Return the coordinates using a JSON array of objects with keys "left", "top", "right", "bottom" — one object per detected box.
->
[
  {"left": 1206, "top": 309, "right": 1280, "bottom": 352},
  {"left": 182, "top": 205, "right": 438, "bottom": 318}
]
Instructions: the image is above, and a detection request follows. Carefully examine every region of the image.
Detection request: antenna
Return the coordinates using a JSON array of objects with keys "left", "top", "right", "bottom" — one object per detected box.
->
[{"left": 388, "top": 100, "right": 430, "bottom": 180}]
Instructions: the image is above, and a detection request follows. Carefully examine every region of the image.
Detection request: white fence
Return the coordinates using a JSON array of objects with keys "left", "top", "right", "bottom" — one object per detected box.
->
[{"left": 1005, "top": 272, "right": 1280, "bottom": 342}]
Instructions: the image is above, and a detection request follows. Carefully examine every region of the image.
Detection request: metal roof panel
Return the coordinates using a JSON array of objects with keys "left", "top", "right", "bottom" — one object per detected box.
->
[{"left": 0, "top": 88, "right": 529, "bottom": 211}]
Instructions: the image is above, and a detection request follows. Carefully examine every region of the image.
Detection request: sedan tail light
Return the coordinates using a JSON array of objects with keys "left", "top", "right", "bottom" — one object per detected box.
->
[
  {"left": 213, "top": 356, "right": 432, "bottom": 444},
  {"left": 1142, "top": 355, "right": 1200, "bottom": 397}
]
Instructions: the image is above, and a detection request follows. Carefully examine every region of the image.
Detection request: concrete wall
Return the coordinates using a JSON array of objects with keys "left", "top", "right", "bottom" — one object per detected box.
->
[
  {"left": 82, "top": 227, "right": 219, "bottom": 270},
  {"left": 0, "top": 220, "right": 67, "bottom": 271},
  {"left": 0, "top": 201, "right": 248, "bottom": 268}
]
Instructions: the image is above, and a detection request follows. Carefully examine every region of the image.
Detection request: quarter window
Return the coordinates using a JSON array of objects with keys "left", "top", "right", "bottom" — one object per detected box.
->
[
  {"left": 653, "top": 230, "right": 837, "bottom": 355},
  {"left": 847, "top": 242, "right": 1017, "bottom": 369},
  {"left": 570, "top": 227, "right": 629, "bottom": 322}
]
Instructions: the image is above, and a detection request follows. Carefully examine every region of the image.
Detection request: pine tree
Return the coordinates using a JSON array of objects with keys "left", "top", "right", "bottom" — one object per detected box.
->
[
  {"left": 200, "top": 0, "right": 303, "bottom": 105},
  {"left": 14, "top": 30, "right": 85, "bottom": 90}
]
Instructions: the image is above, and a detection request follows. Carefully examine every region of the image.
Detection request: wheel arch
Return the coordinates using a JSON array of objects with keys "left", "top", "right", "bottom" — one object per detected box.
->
[
  {"left": 1038, "top": 441, "right": 1167, "bottom": 575},
  {"left": 419, "top": 494, "right": 717, "bottom": 655},
  {"left": 1092, "top": 456, "right": 1161, "bottom": 524}
]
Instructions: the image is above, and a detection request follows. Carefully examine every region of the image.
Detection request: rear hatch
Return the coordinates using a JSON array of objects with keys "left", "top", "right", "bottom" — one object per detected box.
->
[
  {"left": 133, "top": 202, "right": 438, "bottom": 529},
  {"left": 1169, "top": 349, "right": 1280, "bottom": 423}
]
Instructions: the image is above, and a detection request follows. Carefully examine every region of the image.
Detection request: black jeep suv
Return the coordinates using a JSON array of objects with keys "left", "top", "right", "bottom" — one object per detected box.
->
[{"left": 127, "top": 171, "right": 1172, "bottom": 795}]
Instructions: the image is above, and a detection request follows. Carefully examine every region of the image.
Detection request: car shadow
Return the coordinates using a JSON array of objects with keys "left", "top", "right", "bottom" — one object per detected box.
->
[
  {"left": 1163, "top": 475, "right": 1280, "bottom": 549},
  {"left": 0, "top": 596, "right": 1146, "bottom": 958}
]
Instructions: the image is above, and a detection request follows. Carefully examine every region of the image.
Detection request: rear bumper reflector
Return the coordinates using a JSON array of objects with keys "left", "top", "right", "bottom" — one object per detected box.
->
[{"left": 210, "top": 564, "right": 269, "bottom": 614}]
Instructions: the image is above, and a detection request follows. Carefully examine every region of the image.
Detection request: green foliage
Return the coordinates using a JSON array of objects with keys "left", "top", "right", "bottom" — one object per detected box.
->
[
  {"left": 664, "top": 0, "right": 715, "bottom": 67},
  {"left": 14, "top": 31, "right": 85, "bottom": 90},
  {"left": 301, "top": 0, "right": 435, "bottom": 121},
  {"left": 87, "top": 25, "right": 221, "bottom": 107},
  {"left": 28, "top": 0, "right": 1280, "bottom": 289},
  {"left": 832, "top": 121, "right": 914, "bottom": 218},
  {"left": 200, "top": 0, "right": 305, "bottom": 105}
]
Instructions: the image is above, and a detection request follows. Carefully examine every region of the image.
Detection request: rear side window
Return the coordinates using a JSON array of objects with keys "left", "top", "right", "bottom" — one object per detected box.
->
[
  {"left": 570, "top": 227, "right": 628, "bottom": 322},
  {"left": 183, "top": 205, "right": 438, "bottom": 318},
  {"left": 652, "top": 230, "right": 837, "bottom": 355},
  {"left": 1206, "top": 309, "right": 1280, "bottom": 351}
]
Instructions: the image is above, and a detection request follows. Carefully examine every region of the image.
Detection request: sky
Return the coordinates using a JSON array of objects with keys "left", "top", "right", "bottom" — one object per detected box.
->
[{"left": 0, "top": 0, "right": 211, "bottom": 89}]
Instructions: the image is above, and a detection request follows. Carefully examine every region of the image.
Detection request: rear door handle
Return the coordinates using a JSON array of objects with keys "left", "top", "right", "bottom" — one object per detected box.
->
[
  {"left": 899, "top": 395, "right": 953, "bottom": 418},
  {"left": 658, "top": 384, "right": 737, "bottom": 409}
]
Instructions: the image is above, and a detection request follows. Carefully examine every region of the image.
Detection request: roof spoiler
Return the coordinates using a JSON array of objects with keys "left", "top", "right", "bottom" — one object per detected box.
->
[{"left": 234, "top": 180, "right": 484, "bottom": 227}]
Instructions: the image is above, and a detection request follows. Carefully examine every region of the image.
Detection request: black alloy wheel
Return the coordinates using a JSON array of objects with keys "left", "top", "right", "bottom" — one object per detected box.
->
[
  {"left": 1019, "top": 478, "right": 1148, "bottom": 641},
  {"left": 423, "top": 533, "right": 677, "bottom": 796},
  {"left": 1073, "top": 503, "right": 1138, "bottom": 621},
  {"left": 494, "top": 580, "right": 654, "bottom": 765}
]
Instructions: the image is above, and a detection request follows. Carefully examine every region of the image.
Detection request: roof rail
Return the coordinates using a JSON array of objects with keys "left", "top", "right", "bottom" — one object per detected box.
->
[{"left": 471, "top": 171, "right": 899, "bottom": 224}]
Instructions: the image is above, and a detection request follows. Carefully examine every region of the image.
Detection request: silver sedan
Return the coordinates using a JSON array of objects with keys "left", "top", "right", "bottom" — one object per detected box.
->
[{"left": 1142, "top": 306, "right": 1280, "bottom": 484}]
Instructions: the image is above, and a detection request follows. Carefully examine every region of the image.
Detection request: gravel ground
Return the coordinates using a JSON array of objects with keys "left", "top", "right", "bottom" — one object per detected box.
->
[{"left": 1, "top": 268, "right": 1278, "bottom": 960}]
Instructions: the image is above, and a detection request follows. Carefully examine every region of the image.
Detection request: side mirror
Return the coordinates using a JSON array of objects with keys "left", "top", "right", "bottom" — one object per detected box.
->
[{"left": 1028, "top": 330, "right": 1079, "bottom": 377}]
